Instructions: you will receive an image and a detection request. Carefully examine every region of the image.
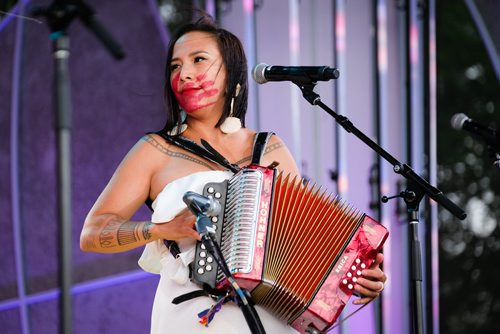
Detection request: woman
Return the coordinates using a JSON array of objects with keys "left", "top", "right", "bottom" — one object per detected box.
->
[{"left": 80, "top": 15, "right": 386, "bottom": 333}]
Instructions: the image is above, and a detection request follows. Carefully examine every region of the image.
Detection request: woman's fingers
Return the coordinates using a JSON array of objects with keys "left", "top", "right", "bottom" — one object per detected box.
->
[{"left": 352, "top": 253, "right": 387, "bottom": 305}]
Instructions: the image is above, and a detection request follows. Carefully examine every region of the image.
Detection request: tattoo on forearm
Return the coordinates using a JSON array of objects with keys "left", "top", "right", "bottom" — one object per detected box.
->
[
  {"left": 117, "top": 221, "right": 141, "bottom": 245},
  {"left": 99, "top": 220, "right": 122, "bottom": 248},
  {"left": 99, "top": 221, "right": 152, "bottom": 248},
  {"left": 143, "top": 135, "right": 215, "bottom": 170},
  {"left": 142, "top": 222, "right": 153, "bottom": 240}
]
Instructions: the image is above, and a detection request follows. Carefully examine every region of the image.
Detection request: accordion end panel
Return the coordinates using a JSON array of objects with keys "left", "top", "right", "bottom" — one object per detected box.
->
[{"left": 290, "top": 215, "right": 389, "bottom": 334}]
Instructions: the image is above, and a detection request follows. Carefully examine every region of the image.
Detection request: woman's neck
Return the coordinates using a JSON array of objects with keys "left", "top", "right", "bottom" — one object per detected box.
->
[{"left": 184, "top": 118, "right": 225, "bottom": 143}]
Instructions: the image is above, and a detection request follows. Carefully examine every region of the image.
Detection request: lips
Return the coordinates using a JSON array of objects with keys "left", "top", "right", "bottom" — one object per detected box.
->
[
  {"left": 180, "top": 88, "right": 200, "bottom": 96},
  {"left": 180, "top": 83, "right": 200, "bottom": 95}
]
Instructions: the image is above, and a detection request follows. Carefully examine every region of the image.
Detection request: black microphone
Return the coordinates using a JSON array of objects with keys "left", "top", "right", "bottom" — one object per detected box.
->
[
  {"left": 451, "top": 113, "right": 500, "bottom": 149},
  {"left": 252, "top": 63, "right": 340, "bottom": 84},
  {"left": 182, "top": 191, "right": 221, "bottom": 217}
]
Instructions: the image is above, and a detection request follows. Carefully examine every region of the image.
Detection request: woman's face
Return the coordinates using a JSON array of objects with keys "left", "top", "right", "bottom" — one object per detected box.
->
[{"left": 170, "top": 31, "right": 227, "bottom": 115}]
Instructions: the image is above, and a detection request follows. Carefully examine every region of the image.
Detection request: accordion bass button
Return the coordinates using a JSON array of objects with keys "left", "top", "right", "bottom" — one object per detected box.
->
[
  {"left": 198, "top": 260, "right": 206, "bottom": 266},
  {"left": 361, "top": 263, "right": 366, "bottom": 269},
  {"left": 215, "top": 192, "right": 221, "bottom": 199},
  {"left": 206, "top": 257, "right": 213, "bottom": 263},
  {"left": 206, "top": 265, "right": 213, "bottom": 271},
  {"left": 200, "top": 251, "right": 207, "bottom": 258},
  {"left": 197, "top": 268, "right": 204, "bottom": 274},
  {"left": 200, "top": 244, "right": 206, "bottom": 250},
  {"left": 348, "top": 284, "right": 353, "bottom": 290},
  {"left": 207, "top": 187, "right": 215, "bottom": 194}
]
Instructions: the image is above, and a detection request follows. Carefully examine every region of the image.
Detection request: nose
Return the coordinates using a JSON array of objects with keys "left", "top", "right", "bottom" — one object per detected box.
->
[{"left": 179, "top": 64, "right": 194, "bottom": 82}]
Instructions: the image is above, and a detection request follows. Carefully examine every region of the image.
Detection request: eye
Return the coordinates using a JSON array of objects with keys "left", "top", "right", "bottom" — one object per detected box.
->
[
  {"left": 170, "top": 63, "right": 180, "bottom": 71},
  {"left": 194, "top": 56, "right": 206, "bottom": 63}
]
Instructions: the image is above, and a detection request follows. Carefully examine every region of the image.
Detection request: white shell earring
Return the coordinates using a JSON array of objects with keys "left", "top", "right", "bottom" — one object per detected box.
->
[
  {"left": 167, "top": 110, "right": 188, "bottom": 135},
  {"left": 220, "top": 83, "right": 242, "bottom": 134},
  {"left": 167, "top": 124, "right": 187, "bottom": 136}
]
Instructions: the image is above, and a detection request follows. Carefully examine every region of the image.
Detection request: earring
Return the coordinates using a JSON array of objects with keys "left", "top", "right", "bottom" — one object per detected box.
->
[
  {"left": 220, "top": 84, "right": 242, "bottom": 134},
  {"left": 167, "top": 110, "right": 188, "bottom": 135}
]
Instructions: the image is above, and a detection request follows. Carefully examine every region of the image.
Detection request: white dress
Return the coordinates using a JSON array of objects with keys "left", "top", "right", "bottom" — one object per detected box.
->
[{"left": 139, "top": 170, "right": 297, "bottom": 334}]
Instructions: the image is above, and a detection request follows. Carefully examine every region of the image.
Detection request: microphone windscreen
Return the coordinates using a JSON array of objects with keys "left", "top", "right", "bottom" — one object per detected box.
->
[
  {"left": 451, "top": 113, "right": 469, "bottom": 130},
  {"left": 252, "top": 63, "right": 269, "bottom": 84}
]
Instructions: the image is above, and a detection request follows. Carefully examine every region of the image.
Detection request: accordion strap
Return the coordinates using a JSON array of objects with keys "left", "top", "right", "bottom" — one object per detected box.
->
[
  {"left": 154, "top": 130, "right": 241, "bottom": 173},
  {"left": 251, "top": 132, "right": 274, "bottom": 165},
  {"left": 172, "top": 284, "right": 228, "bottom": 304}
]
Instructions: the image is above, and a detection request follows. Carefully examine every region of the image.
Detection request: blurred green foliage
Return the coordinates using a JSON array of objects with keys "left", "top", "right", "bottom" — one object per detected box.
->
[{"left": 437, "top": 1, "right": 500, "bottom": 333}]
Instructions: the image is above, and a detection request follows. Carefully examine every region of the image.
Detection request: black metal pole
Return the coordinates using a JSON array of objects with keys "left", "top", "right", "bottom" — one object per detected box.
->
[
  {"left": 53, "top": 33, "right": 73, "bottom": 334},
  {"left": 370, "top": 1, "right": 383, "bottom": 332},
  {"left": 33, "top": 2, "right": 124, "bottom": 333}
]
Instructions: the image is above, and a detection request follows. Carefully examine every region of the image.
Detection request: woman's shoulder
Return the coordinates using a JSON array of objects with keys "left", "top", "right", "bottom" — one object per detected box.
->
[{"left": 118, "top": 133, "right": 176, "bottom": 170}]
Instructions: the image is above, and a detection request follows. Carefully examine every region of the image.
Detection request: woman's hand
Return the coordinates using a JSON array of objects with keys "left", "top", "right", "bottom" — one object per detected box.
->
[
  {"left": 353, "top": 253, "right": 387, "bottom": 305},
  {"left": 152, "top": 208, "right": 201, "bottom": 241}
]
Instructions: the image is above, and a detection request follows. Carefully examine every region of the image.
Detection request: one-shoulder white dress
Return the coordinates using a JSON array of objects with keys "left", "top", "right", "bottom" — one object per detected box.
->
[{"left": 139, "top": 170, "right": 297, "bottom": 334}]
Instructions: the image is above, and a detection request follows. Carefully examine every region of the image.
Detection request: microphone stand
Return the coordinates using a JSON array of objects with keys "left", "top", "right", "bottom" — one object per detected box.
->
[
  {"left": 295, "top": 81, "right": 467, "bottom": 334},
  {"left": 194, "top": 215, "right": 266, "bottom": 334},
  {"left": 487, "top": 146, "right": 500, "bottom": 169},
  {"left": 33, "top": 2, "right": 124, "bottom": 333}
]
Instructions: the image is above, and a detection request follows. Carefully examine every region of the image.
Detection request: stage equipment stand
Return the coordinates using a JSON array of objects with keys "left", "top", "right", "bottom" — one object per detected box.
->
[
  {"left": 33, "top": 1, "right": 124, "bottom": 333},
  {"left": 295, "top": 81, "right": 466, "bottom": 334}
]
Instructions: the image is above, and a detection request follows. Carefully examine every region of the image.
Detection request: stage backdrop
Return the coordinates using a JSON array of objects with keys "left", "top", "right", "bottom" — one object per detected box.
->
[{"left": 1, "top": 1, "right": 416, "bottom": 333}]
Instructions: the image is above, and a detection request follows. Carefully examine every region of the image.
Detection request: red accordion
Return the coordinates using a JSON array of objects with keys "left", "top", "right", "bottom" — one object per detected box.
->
[{"left": 192, "top": 165, "right": 389, "bottom": 334}]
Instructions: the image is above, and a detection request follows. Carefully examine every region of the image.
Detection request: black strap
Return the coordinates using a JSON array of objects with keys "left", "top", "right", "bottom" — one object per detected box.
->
[
  {"left": 172, "top": 284, "right": 228, "bottom": 304},
  {"left": 155, "top": 131, "right": 241, "bottom": 173},
  {"left": 251, "top": 132, "right": 274, "bottom": 165},
  {"left": 172, "top": 290, "right": 209, "bottom": 305}
]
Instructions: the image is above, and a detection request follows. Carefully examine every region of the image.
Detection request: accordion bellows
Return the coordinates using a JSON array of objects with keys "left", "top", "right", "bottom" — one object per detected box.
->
[{"left": 192, "top": 165, "right": 389, "bottom": 334}]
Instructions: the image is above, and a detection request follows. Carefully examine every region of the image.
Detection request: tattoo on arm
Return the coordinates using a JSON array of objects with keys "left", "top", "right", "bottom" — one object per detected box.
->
[
  {"left": 143, "top": 135, "right": 215, "bottom": 170},
  {"left": 99, "top": 221, "right": 153, "bottom": 248},
  {"left": 263, "top": 141, "right": 284, "bottom": 155}
]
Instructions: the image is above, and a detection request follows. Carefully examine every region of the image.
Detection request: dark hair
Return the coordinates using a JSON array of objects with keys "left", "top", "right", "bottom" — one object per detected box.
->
[{"left": 162, "top": 15, "right": 248, "bottom": 134}]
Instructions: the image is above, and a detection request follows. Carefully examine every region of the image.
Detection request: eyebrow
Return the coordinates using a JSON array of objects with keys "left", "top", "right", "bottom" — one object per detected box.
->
[{"left": 171, "top": 50, "right": 210, "bottom": 63}]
